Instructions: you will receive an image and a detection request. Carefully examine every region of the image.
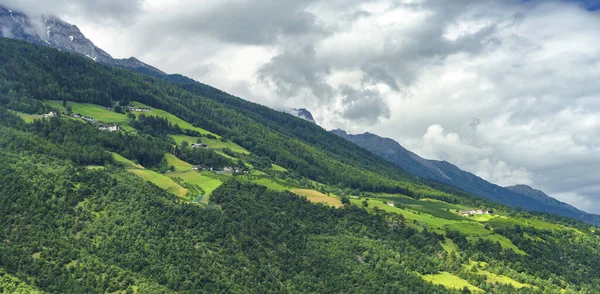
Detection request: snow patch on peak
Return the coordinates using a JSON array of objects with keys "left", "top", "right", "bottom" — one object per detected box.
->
[{"left": 69, "top": 36, "right": 73, "bottom": 41}]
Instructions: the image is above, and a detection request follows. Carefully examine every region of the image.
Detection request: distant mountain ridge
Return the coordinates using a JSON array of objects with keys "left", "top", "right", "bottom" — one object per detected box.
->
[
  {"left": 0, "top": 6, "right": 163, "bottom": 74},
  {"left": 332, "top": 129, "right": 600, "bottom": 226}
]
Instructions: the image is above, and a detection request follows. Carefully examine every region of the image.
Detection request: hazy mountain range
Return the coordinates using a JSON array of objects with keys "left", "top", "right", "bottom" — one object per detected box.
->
[{"left": 331, "top": 129, "right": 600, "bottom": 225}]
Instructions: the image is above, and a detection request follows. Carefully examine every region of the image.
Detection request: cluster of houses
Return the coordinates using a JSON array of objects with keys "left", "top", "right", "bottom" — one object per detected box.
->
[
  {"left": 98, "top": 125, "right": 122, "bottom": 132},
  {"left": 42, "top": 111, "right": 58, "bottom": 118},
  {"left": 73, "top": 113, "right": 95, "bottom": 122},
  {"left": 191, "top": 143, "right": 208, "bottom": 148},
  {"left": 127, "top": 106, "right": 152, "bottom": 112},
  {"left": 460, "top": 209, "right": 491, "bottom": 217}
]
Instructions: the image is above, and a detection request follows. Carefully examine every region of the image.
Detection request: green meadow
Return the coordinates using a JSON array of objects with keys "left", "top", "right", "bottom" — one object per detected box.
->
[
  {"left": 422, "top": 272, "right": 482, "bottom": 292},
  {"left": 128, "top": 169, "right": 188, "bottom": 197},
  {"left": 170, "top": 170, "right": 223, "bottom": 200},
  {"left": 164, "top": 153, "right": 193, "bottom": 172},
  {"left": 251, "top": 178, "right": 292, "bottom": 192},
  {"left": 353, "top": 198, "right": 526, "bottom": 254}
]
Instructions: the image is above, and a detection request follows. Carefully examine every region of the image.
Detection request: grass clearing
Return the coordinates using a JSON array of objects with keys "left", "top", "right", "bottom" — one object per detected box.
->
[
  {"left": 86, "top": 166, "right": 105, "bottom": 170},
  {"left": 291, "top": 189, "right": 342, "bottom": 207},
  {"left": 112, "top": 152, "right": 143, "bottom": 169},
  {"left": 422, "top": 272, "right": 482, "bottom": 292},
  {"left": 441, "top": 238, "right": 459, "bottom": 253},
  {"left": 128, "top": 169, "right": 188, "bottom": 197},
  {"left": 46, "top": 101, "right": 127, "bottom": 123},
  {"left": 171, "top": 170, "right": 223, "bottom": 198},
  {"left": 10, "top": 110, "right": 40, "bottom": 122},
  {"left": 252, "top": 178, "right": 291, "bottom": 192},
  {"left": 465, "top": 261, "right": 532, "bottom": 289},
  {"left": 164, "top": 153, "right": 193, "bottom": 172},
  {"left": 131, "top": 102, "right": 218, "bottom": 137},
  {"left": 271, "top": 164, "right": 288, "bottom": 172}
]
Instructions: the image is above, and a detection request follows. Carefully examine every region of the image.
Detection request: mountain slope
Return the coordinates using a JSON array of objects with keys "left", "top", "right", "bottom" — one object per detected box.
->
[
  {"left": 332, "top": 129, "right": 600, "bottom": 225},
  {"left": 2, "top": 29, "right": 600, "bottom": 294},
  {"left": 0, "top": 6, "right": 163, "bottom": 74}
]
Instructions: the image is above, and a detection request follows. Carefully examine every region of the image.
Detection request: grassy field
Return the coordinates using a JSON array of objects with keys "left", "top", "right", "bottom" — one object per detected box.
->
[
  {"left": 170, "top": 134, "right": 249, "bottom": 154},
  {"left": 353, "top": 198, "right": 526, "bottom": 254},
  {"left": 164, "top": 153, "right": 193, "bottom": 172},
  {"left": 46, "top": 101, "right": 127, "bottom": 123},
  {"left": 441, "top": 238, "right": 459, "bottom": 253},
  {"left": 131, "top": 102, "right": 218, "bottom": 137},
  {"left": 465, "top": 261, "right": 532, "bottom": 289},
  {"left": 112, "top": 152, "right": 144, "bottom": 169},
  {"left": 271, "top": 164, "right": 288, "bottom": 172},
  {"left": 252, "top": 178, "right": 292, "bottom": 192},
  {"left": 170, "top": 170, "right": 223, "bottom": 198},
  {"left": 422, "top": 272, "right": 482, "bottom": 292},
  {"left": 128, "top": 169, "right": 188, "bottom": 197},
  {"left": 45, "top": 101, "right": 137, "bottom": 132},
  {"left": 10, "top": 110, "right": 40, "bottom": 122},
  {"left": 291, "top": 189, "right": 343, "bottom": 207}
]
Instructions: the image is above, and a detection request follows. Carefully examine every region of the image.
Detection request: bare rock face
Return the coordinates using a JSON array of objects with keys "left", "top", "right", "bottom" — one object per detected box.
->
[{"left": 0, "top": 6, "right": 163, "bottom": 74}]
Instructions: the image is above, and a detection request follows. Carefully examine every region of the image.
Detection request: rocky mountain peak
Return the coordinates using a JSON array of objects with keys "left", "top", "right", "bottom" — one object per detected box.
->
[{"left": 0, "top": 5, "right": 163, "bottom": 74}]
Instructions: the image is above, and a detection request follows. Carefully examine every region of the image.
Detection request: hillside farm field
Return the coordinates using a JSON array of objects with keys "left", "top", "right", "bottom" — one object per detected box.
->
[
  {"left": 422, "top": 272, "right": 482, "bottom": 292},
  {"left": 112, "top": 152, "right": 144, "bottom": 169},
  {"left": 170, "top": 170, "right": 223, "bottom": 199},
  {"left": 291, "top": 189, "right": 343, "bottom": 207},
  {"left": 170, "top": 134, "right": 249, "bottom": 154},
  {"left": 46, "top": 101, "right": 127, "bottom": 123},
  {"left": 353, "top": 198, "right": 525, "bottom": 254},
  {"left": 251, "top": 178, "right": 292, "bottom": 192},
  {"left": 164, "top": 153, "right": 193, "bottom": 172},
  {"left": 128, "top": 169, "right": 188, "bottom": 197}
]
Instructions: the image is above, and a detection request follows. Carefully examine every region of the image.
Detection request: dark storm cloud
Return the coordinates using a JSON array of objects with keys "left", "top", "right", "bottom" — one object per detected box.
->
[
  {"left": 338, "top": 84, "right": 390, "bottom": 124},
  {"left": 257, "top": 44, "right": 334, "bottom": 100},
  {"left": 151, "top": 0, "right": 326, "bottom": 45}
]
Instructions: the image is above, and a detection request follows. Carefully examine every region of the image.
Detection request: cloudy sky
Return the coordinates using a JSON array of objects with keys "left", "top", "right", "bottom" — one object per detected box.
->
[{"left": 4, "top": 0, "right": 600, "bottom": 212}]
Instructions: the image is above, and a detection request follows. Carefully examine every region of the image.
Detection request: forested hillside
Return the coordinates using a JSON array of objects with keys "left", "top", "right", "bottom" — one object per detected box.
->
[{"left": 2, "top": 38, "right": 600, "bottom": 293}]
